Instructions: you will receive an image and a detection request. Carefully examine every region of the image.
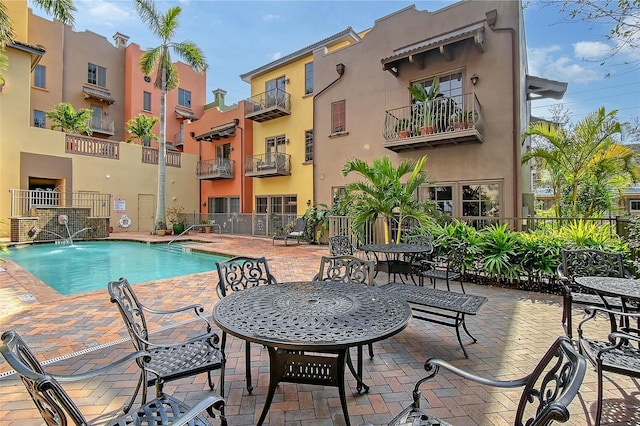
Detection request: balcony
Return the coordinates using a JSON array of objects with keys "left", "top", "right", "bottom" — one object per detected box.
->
[
  {"left": 142, "top": 147, "right": 181, "bottom": 168},
  {"left": 88, "top": 118, "right": 115, "bottom": 136},
  {"left": 245, "top": 152, "right": 291, "bottom": 177},
  {"left": 383, "top": 92, "right": 483, "bottom": 152},
  {"left": 175, "top": 132, "right": 184, "bottom": 147},
  {"left": 197, "top": 158, "right": 235, "bottom": 180},
  {"left": 244, "top": 88, "right": 291, "bottom": 122}
]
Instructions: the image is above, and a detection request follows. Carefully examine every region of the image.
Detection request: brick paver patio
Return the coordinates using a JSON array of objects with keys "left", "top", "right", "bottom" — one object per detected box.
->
[{"left": 0, "top": 234, "right": 638, "bottom": 425}]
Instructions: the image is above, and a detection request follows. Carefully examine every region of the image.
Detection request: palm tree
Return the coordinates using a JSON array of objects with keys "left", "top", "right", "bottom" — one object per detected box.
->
[
  {"left": 1, "top": 0, "right": 76, "bottom": 84},
  {"left": 134, "top": 0, "right": 207, "bottom": 232},
  {"left": 125, "top": 113, "right": 159, "bottom": 145},
  {"left": 522, "top": 107, "right": 637, "bottom": 217},
  {"left": 341, "top": 155, "right": 431, "bottom": 244},
  {"left": 45, "top": 102, "right": 92, "bottom": 135}
]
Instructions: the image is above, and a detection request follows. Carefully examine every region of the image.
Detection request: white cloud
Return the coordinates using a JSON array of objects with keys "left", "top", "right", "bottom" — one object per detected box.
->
[
  {"left": 573, "top": 41, "right": 611, "bottom": 59},
  {"left": 528, "top": 45, "right": 601, "bottom": 84},
  {"left": 263, "top": 14, "right": 280, "bottom": 21},
  {"left": 271, "top": 52, "right": 282, "bottom": 61},
  {"left": 77, "top": 0, "right": 132, "bottom": 23}
]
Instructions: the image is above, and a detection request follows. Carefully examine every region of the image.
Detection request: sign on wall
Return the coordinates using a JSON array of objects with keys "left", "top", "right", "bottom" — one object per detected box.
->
[{"left": 114, "top": 197, "right": 126, "bottom": 213}]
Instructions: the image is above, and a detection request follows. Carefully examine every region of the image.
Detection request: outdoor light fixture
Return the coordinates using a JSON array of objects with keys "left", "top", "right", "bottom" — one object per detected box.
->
[
  {"left": 336, "top": 63, "right": 345, "bottom": 76},
  {"left": 470, "top": 74, "right": 479, "bottom": 86},
  {"left": 202, "top": 201, "right": 207, "bottom": 207},
  {"left": 306, "top": 200, "right": 312, "bottom": 207}
]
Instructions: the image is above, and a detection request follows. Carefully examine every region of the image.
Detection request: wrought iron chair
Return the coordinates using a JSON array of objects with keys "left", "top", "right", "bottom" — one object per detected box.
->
[
  {"left": 402, "top": 234, "right": 434, "bottom": 277},
  {"left": 419, "top": 242, "right": 468, "bottom": 293},
  {"left": 215, "top": 256, "right": 278, "bottom": 393},
  {"left": 578, "top": 307, "right": 640, "bottom": 426},
  {"left": 557, "top": 248, "right": 631, "bottom": 339},
  {"left": 272, "top": 217, "right": 307, "bottom": 245},
  {"left": 313, "top": 255, "right": 376, "bottom": 359},
  {"left": 329, "top": 235, "right": 356, "bottom": 256},
  {"left": 313, "top": 254, "right": 376, "bottom": 286},
  {"left": 0, "top": 330, "right": 225, "bottom": 426},
  {"left": 108, "top": 277, "right": 225, "bottom": 413},
  {"left": 384, "top": 336, "right": 585, "bottom": 426}
]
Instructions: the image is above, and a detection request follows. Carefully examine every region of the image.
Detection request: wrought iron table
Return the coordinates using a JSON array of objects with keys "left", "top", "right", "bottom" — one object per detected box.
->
[
  {"left": 574, "top": 276, "right": 640, "bottom": 307},
  {"left": 361, "top": 243, "right": 433, "bottom": 283},
  {"left": 212, "top": 281, "right": 412, "bottom": 426}
]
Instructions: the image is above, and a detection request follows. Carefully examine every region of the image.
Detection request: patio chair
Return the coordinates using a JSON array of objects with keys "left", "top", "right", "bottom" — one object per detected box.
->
[
  {"left": 313, "top": 255, "right": 376, "bottom": 359},
  {"left": 402, "top": 234, "right": 434, "bottom": 276},
  {"left": 329, "top": 235, "right": 356, "bottom": 256},
  {"left": 215, "top": 256, "right": 278, "bottom": 393},
  {"left": 272, "top": 217, "right": 307, "bottom": 246},
  {"left": 108, "top": 277, "right": 225, "bottom": 413},
  {"left": 557, "top": 248, "right": 631, "bottom": 339},
  {"left": 419, "top": 242, "right": 468, "bottom": 293},
  {"left": 578, "top": 307, "right": 640, "bottom": 426},
  {"left": 383, "top": 336, "right": 585, "bottom": 426},
  {"left": 0, "top": 330, "right": 225, "bottom": 426},
  {"left": 313, "top": 254, "right": 376, "bottom": 286}
]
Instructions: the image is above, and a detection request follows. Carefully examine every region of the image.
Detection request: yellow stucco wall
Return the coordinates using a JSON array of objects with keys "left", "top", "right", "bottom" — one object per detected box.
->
[{"left": 250, "top": 56, "right": 314, "bottom": 215}]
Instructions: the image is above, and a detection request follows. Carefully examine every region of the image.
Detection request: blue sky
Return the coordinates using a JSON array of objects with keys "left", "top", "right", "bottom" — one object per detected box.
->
[{"left": 30, "top": 0, "right": 640, "bottom": 130}]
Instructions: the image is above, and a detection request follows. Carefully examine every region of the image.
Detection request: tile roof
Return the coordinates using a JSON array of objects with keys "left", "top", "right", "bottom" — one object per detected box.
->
[{"left": 82, "top": 86, "right": 115, "bottom": 104}]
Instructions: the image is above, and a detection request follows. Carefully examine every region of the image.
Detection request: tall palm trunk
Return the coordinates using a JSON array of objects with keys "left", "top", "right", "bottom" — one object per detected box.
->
[{"left": 155, "top": 67, "right": 167, "bottom": 230}]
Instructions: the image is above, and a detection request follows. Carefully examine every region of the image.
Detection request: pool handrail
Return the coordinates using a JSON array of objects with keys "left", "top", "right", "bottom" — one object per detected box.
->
[{"left": 167, "top": 223, "right": 222, "bottom": 247}]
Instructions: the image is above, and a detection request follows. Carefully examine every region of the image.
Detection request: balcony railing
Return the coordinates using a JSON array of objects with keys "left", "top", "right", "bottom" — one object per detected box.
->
[
  {"left": 245, "top": 152, "right": 291, "bottom": 177},
  {"left": 88, "top": 118, "right": 115, "bottom": 135},
  {"left": 244, "top": 88, "right": 291, "bottom": 122},
  {"left": 175, "top": 132, "right": 184, "bottom": 146},
  {"left": 383, "top": 92, "right": 483, "bottom": 152},
  {"left": 65, "top": 134, "right": 119, "bottom": 159},
  {"left": 142, "top": 146, "right": 181, "bottom": 168},
  {"left": 9, "top": 188, "right": 111, "bottom": 218},
  {"left": 197, "top": 158, "right": 235, "bottom": 180}
]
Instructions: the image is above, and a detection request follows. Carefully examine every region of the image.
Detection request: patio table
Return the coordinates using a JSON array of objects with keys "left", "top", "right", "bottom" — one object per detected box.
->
[
  {"left": 212, "top": 280, "right": 411, "bottom": 426},
  {"left": 361, "top": 243, "right": 433, "bottom": 284},
  {"left": 574, "top": 276, "right": 640, "bottom": 308}
]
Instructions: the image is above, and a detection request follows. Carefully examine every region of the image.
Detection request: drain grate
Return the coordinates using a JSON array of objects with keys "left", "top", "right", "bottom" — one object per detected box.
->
[{"left": 18, "top": 293, "right": 36, "bottom": 302}]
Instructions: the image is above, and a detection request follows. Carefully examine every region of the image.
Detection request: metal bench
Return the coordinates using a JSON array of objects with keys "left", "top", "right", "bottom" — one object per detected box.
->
[{"left": 381, "top": 283, "right": 487, "bottom": 357}]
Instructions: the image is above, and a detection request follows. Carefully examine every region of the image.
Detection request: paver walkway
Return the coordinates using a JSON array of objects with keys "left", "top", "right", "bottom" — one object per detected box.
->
[{"left": 0, "top": 233, "right": 638, "bottom": 425}]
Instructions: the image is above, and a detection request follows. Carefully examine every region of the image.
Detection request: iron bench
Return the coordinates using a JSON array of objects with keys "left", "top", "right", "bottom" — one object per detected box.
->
[{"left": 381, "top": 283, "right": 487, "bottom": 357}]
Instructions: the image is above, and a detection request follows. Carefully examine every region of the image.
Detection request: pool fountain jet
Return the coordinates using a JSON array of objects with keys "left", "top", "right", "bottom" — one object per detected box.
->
[{"left": 30, "top": 216, "right": 97, "bottom": 245}]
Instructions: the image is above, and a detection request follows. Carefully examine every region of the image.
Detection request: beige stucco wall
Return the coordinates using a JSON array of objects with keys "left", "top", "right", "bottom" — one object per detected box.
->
[{"left": 313, "top": 1, "right": 525, "bottom": 218}]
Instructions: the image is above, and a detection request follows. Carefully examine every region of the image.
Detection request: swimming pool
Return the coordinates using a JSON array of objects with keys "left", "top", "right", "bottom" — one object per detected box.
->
[{"left": 6, "top": 241, "right": 229, "bottom": 295}]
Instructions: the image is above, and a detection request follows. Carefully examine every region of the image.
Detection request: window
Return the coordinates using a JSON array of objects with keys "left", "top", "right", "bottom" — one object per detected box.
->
[
  {"left": 304, "top": 62, "right": 313, "bottom": 95},
  {"left": 216, "top": 143, "right": 231, "bottom": 160},
  {"left": 266, "top": 135, "right": 286, "bottom": 155},
  {"left": 210, "top": 197, "right": 239, "bottom": 214},
  {"left": 254, "top": 195, "right": 297, "bottom": 215},
  {"left": 462, "top": 183, "right": 500, "bottom": 217},
  {"left": 331, "top": 186, "right": 346, "bottom": 207},
  {"left": 34, "top": 65, "right": 46, "bottom": 88},
  {"left": 266, "top": 76, "right": 287, "bottom": 106},
  {"left": 143, "top": 91, "right": 151, "bottom": 111},
  {"left": 424, "top": 185, "right": 453, "bottom": 215},
  {"left": 33, "top": 110, "right": 45, "bottom": 128},
  {"left": 630, "top": 200, "right": 640, "bottom": 212},
  {"left": 90, "top": 105, "right": 102, "bottom": 130},
  {"left": 304, "top": 130, "right": 313, "bottom": 162},
  {"left": 331, "top": 100, "right": 346, "bottom": 133},
  {"left": 178, "top": 88, "right": 191, "bottom": 108},
  {"left": 87, "top": 63, "right": 106, "bottom": 87}
]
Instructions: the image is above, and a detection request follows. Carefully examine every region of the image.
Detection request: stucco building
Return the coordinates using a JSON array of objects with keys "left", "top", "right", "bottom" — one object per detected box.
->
[{"left": 311, "top": 1, "right": 566, "bottom": 223}]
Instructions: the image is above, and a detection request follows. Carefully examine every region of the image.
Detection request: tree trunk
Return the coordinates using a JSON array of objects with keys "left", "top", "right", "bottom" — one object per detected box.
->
[{"left": 155, "top": 66, "right": 167, "bottom": 232}]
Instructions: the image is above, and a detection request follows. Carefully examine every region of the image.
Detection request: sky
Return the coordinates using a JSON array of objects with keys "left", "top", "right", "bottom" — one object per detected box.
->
[{"left": 29, "top": 0, "right": 640, "bottom": 134}]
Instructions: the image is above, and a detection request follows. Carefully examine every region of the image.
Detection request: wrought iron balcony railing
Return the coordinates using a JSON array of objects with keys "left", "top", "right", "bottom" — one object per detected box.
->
[
  {"left": 383, "top": 92, "right": 483, "bottom": 152},
  {"left": 245, "top": 152, "right": 291, "bottom": 177},
  {"left": 197, "top": 158, "right": 235, "bottom": 180},
  {"left": 88, "top": 118, "right": 115, "bottom": 135},
  {"left": 244, "top": 88, "right": 291, "bottom": 122}
]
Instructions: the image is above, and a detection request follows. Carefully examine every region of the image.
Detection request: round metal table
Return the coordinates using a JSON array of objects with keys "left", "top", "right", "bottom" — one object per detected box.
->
[
  {"left": 574, "top": 276, "right": 640, "bottom": 306},
  {"left": 361, "top": 243, "right": 433, "bottom": 283},
  {"left": 213, "top": 281, "right": 411, "bottom": 426}
]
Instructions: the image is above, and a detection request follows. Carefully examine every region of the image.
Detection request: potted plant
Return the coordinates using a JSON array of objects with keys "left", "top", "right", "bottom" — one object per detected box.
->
[
  {"left": 408, "top": 81, "right": 439, "bottom": 135},
  {"left": 200, "top": 219, "right": 212, "bottom": 233},
  {"left": 156, "top": 221, "right": 167, "bottom": 236},
  {"left": 395, "top": 118, "right": 411, "bottom": 138},
  {"left": 166, "top": 204, "right": 186, "bottom": 235}
]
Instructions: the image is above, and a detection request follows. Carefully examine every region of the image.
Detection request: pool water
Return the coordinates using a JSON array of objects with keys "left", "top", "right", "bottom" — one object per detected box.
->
[{"left": 6, "top": 241, "right": 228, "bottom": 295}]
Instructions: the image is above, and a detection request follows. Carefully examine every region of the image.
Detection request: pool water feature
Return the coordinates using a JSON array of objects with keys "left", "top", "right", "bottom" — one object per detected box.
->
[{"left": 6, "top": 241, "right": 228, "bottom": 295}]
